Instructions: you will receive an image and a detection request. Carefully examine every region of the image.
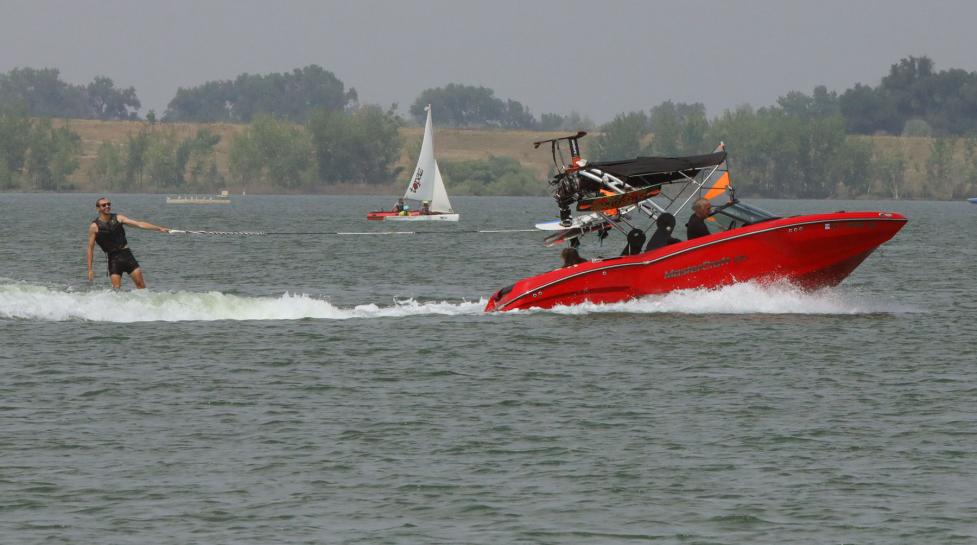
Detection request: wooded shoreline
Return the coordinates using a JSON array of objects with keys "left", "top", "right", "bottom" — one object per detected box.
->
[{"left": 24, "top": 118, "right": 975, "bottom": 200}]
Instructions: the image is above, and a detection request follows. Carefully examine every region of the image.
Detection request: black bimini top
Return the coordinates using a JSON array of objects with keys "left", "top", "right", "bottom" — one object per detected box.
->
[{"left": 589, "top": 151, "right": 726, "bottom": 187}]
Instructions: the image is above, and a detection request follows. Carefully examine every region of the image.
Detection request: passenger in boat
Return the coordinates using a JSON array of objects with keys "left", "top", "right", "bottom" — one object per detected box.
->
[
  {"left": 86, "top": 197, "right": 171, "bottom": 289},
  {"left": 420, "top": 201, "right": 432, "bottom": 215},
  {"left": 645, "top": 213, "right": 681, "bottom": 251},
  {"left": 620, "top": 228, "right": 646, "bottom": 256},
  {"left": 392, "top": 198, "right": 405, "bottom": 213},
  {"left": 686, "top": 198, "right": 712, "bottom": 240},
  {"left": 399, "top": 202, "right": 410, "bottom": 216},
  {"left": 561, "top": 247, "right": 587, "bottom": 267}
]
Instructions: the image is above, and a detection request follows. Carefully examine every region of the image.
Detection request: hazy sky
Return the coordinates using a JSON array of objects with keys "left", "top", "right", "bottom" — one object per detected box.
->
[{"left": 3, "top": 0, "right": 976, "bottom": 123}]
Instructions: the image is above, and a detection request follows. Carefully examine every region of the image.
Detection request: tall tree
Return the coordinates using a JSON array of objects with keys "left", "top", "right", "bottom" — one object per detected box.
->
[
  {"left": 591, "top": 111, "right": 648, "bottom": 161},
  {"left": 229, "top": 114, "right": 315, "bottom": 188},
  {"left": 409, "top": 84, "right": 534, "bottom": 128},
  {"left": 645, "top": 101, "right": 707, "bottom": 155},
  {"left": 24, "top": 119, "right": 81, "bottom": 190},
  {"left": 307, "top": 105, "right": 403, "bottom": 184},
  {"left": 0, "top": 67, "right": 140, "bottom": 120},
  {"left": 164, "top": 65, "right": 357, "bottom": 123},
  {"left": 86, "top": 76, "right": 140, "bottom": 120}
]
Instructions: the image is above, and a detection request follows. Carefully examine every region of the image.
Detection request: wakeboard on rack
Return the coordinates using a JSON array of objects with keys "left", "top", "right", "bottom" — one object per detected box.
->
[{"left": 576, "top": 185, "right": 661, "bottom": 212}]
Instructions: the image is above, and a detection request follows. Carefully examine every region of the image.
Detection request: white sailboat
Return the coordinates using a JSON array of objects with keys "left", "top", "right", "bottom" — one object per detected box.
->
[{"left": 368, "top": 105, "right": 459, "bottom": 222}]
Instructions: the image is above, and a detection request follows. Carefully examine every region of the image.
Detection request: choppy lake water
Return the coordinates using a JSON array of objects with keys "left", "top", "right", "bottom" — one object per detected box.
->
[{"left": 1, "top": 193, "right": 975, "bottom": 544}]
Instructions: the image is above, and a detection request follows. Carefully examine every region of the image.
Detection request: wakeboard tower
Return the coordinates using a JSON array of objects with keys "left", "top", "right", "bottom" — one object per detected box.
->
[{"left": 484, "top": 132, "right": 907, "bottom": 312}]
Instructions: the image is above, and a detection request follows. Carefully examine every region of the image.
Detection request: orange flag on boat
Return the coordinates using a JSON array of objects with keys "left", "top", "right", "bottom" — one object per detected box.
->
[
  {"left": 703, "top": 171, "right": 730, "bottom": 200},
  {"left": 702, "top": 142, "right": 730, "bottom": 201}
]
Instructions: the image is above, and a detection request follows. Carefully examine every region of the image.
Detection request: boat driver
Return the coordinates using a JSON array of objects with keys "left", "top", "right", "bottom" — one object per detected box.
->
[{"left": 686, "top": 198, "right": 712, "bottom": 240}]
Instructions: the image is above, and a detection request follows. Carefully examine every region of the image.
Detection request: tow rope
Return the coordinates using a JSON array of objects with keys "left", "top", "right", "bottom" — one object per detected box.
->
[{"left": 168, "top": 229, "right": 537, "bottom": 236}]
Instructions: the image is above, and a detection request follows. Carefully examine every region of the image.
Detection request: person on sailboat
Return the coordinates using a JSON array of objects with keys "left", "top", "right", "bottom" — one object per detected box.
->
[
  {"left": 86, "top": 197, "right": 171, "bottom": 289},
  {"left": 420, "top": 201, "right": 432, "bottom": 215},
  {"left": 392, "top": 198, "right": 406, "bottom": 213},
  {"left": 686, "top": 198, "right": 712, "bottom": 240}
]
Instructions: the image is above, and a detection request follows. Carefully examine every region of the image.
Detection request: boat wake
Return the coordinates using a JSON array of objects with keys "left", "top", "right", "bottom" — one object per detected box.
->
[
  {"left": 538, "top": 280, "right": 914, "bottom": 316},
  {"left": 0, "top": 281, "right": 485, "bottom": 322},
  {"left": 1, "top": 280, "right": 912, "bottom": 322}
]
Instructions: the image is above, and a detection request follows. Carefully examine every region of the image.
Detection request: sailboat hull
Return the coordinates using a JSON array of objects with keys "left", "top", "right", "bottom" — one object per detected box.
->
[
  {"left": 485, "top": 211, "right": 907, "bottom": 312},
  {"left": 367, "top": 211, "right": 459, "bottom": 222}
]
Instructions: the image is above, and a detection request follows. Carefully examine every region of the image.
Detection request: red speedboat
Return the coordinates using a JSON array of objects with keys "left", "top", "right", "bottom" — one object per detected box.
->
[{"left": 485, "top": 134, "right": 907, "bottom": 312}]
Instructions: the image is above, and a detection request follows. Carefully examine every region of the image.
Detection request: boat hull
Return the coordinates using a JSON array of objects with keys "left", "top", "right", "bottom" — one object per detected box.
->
[
  {"left": 166, "top": 197, "right": 231, "bottom": 204},
  {"left": 367, "top": 211, "right": 459, "bottom": 222},
  {"left": 485, "top": 211, "right": 907, "bottom": 312}
]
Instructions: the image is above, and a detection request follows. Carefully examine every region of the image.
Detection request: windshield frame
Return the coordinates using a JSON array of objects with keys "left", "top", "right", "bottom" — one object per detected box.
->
[{"left": 710, "top": 200, "right": 780, "bottom": 230}]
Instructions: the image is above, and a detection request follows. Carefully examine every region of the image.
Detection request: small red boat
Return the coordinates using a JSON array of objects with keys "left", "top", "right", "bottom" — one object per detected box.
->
[
  {"left": 485, "top": 134, "right": 907, "bottom": 312},
  {"left": 366, "top": 210, "right": 458, "bottom": 222}
]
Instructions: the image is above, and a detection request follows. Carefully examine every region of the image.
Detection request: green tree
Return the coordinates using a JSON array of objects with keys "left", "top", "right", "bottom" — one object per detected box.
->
[
  {"left": 308, "top": 105, "right": 402, "bottom": 184},
  {"left": 24, "top": 119, "right": 81, "bottom": 190},
  {"left": 229, "top": 114, "right": 315, "bottom": 189},
  {"left": 591, "top": 111, "right": 648, "bottom": 161},
  {"left": 837, "top": 55, "right": 977, "bottom": 136},
  {"left": 86, "top": 76, "right": 140, "bottom": 119},
  {"left": 826, "top": 135, "right": 873, "bottom": 196},
  {"left": 0, "top": 67, "right": 86, "bottom": 117},
  {"left": 0, "top": 160, "right": 15, "bottom": 189},
  {"left": 0, "top": 67, "right": 140, "bottom": 119},
  {"left": 143, "top": 132, "right": 180, "bottom": 190},
  {"left": 538, "top": 111, "right": 594, "bottom": 132},
  {"left": 441, "top": 156, "right": 545, "bottom": 196},
  {"left": 410, "top": 84, "right": 532, "bottom": 128},
  {"left": 502, "top": 99, "right": 536, "bottom": 129},
  {"left": 926, "top": 137, "right": 953, "bottom": 186},
  {"left": 183, "top": 129, "right": 223, "bottom": 191},
  {"left": 125, "top": 130, "right": 151, "bottom": 189},
  {"left": 0, "top": 106, "right": 32, "bottom": 184},
  {"left": 871, "top": 146, "right": 906, "bottom": 199},
  {"left": 901, "top": 118, "right": 932, "bottom": 137},
  {"left": 90, "top": 141, "right": 127, "bottom": 190},
  {"left": 165, "top": 81, "right": 234, "bottom": 122},
  {"left": 645, "top": 101, "right": 707, "bottom": 155},
  {"left": 707, "top": 107, "right": 868, "bottom": 198},
  {"left": 839, "top": 83, "right": 899, "bottom": 135},
  {"left": 0, "top": 107, "right": 75, "bottom": 189},
  {"left": 923, "top": 137, "right": 969, "bottom": 199},
  {"left": 778, "top": 86, "right": 839, "bottom": 119},
  {"left": 164, "top": 65, "right": 356, "bottom": 123}
]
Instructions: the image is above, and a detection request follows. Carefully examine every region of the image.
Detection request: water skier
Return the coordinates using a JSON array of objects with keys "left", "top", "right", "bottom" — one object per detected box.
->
[{"left": 86, "top": 197, "right": 171, "bottom": 289}]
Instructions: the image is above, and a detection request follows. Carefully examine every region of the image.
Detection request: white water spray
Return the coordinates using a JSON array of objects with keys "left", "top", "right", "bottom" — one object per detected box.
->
[
  {"left": 0, "top": 281, "right": 484, "bottom": 322},
  {"left": 0, "top": 280, "right": 911, "bottom": 322}
]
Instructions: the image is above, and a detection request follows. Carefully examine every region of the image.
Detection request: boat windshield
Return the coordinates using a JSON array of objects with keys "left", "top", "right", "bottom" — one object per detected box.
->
[{"left": 711, "top": 201, "right": 779, "bottom": 230}]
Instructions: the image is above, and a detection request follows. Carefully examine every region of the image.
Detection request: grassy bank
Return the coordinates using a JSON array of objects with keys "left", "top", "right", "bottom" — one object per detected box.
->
[{"left": 55, "top": 119, "right": 564, "bottom": 194}]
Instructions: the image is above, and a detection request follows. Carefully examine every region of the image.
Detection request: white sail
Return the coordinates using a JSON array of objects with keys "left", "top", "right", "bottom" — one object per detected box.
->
[{"left": 403, "top": 105, "right": 453, "bottom": 213}]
